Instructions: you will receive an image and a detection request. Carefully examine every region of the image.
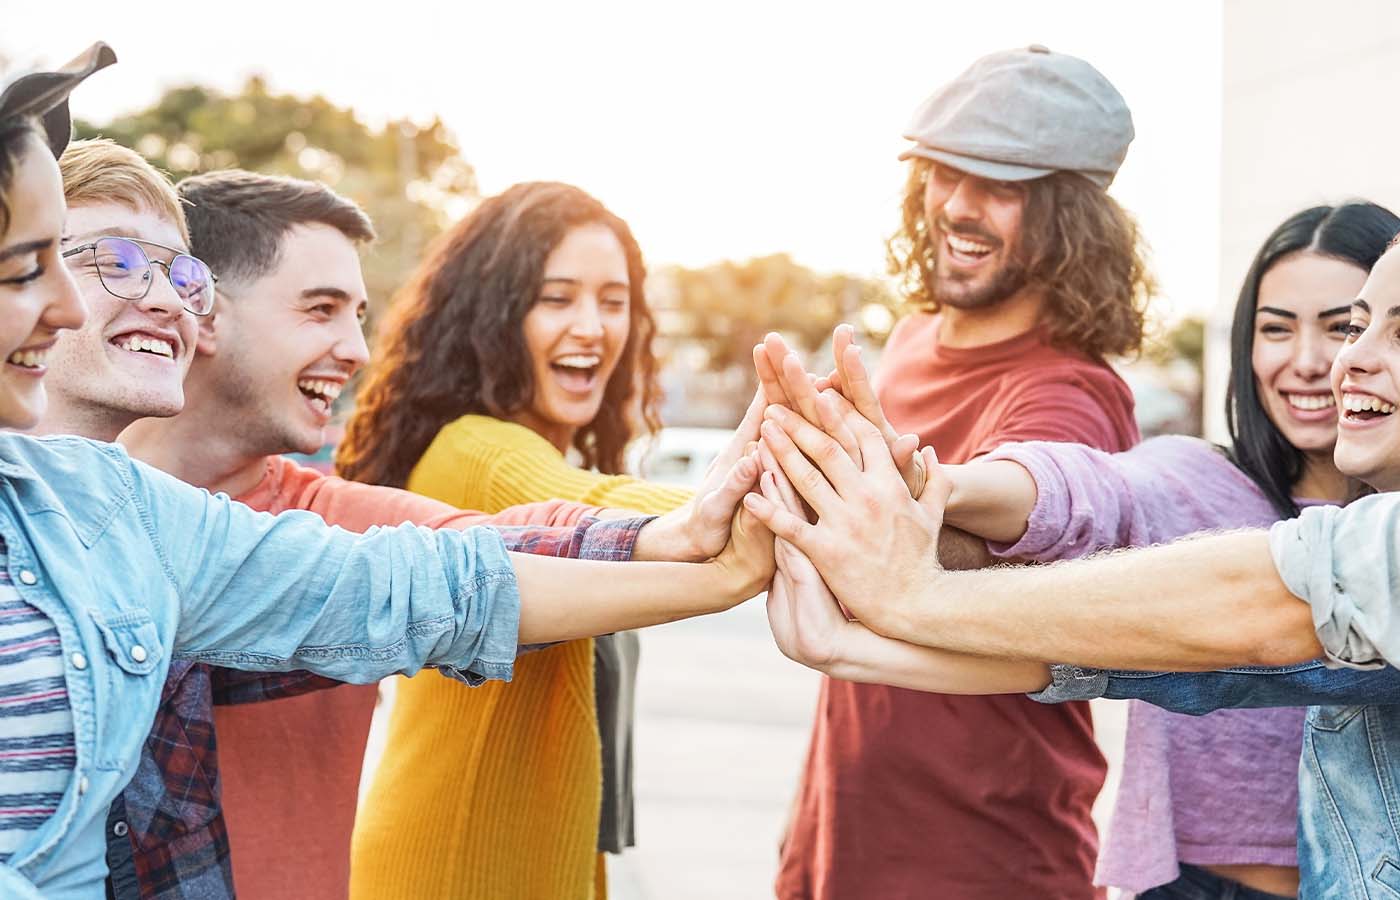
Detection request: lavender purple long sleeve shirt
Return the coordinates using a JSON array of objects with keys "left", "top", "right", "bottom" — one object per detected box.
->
[{"left": 982, "top": 435, "right": 1314, "bottom": 893}]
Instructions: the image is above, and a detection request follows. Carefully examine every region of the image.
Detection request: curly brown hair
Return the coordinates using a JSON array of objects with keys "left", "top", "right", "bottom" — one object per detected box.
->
[
  {"left": 336, "top": 182, "right": 663, "bottom": 488},
  {"left": 886, "top": 159, "right": 1153, "bottom": 358}
]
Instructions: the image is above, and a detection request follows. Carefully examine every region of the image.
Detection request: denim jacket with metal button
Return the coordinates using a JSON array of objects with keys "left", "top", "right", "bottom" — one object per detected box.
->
[
  {"left": 1031, "top": 493, "right": 1400, "bottom": 900},
  {"left": 0, "top": 433, "right": 520, "bottom": 899}
]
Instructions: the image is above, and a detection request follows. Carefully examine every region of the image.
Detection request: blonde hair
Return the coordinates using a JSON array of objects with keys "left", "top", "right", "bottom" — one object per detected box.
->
[{"left": 59, "top": 138, "right": 188, "bottom": 243}]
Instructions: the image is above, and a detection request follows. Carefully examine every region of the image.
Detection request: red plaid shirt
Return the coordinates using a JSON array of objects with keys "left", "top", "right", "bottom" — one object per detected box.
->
[{"left": 106, "top": 515, "right": 649, "bottom": 900}]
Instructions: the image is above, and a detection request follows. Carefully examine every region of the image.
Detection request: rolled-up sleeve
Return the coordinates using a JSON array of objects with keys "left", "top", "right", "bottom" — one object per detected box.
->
[{"left": 1269, "top": 494, "right": 1400, "bottom": 669}]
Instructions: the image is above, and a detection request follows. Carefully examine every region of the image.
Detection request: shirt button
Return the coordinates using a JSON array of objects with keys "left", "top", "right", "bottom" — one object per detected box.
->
[
  {"left": 78, "top": 776, "right": 89, "bottom": 795},
  {"left": 70, "top": 652, "right": 87, "bottom": 671},
  {"left": 113, "top": 821, "right": 129, "bottom": 838},
  {"left": 17, "top": 570, "right": 36, "bottom": 585},
  {"left": 129, "top": 645, "right": 147, "bottom": 663}
]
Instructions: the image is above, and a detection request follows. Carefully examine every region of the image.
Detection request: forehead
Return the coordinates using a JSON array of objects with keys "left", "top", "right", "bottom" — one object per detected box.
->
[
  {"left": 1361, "top": 248, "right": 1400, "bottom": 304},
  {"left": 1257, "top": 252, "right": 1367, "bottom": 313},
  {"left": 64, "top": 201, "right": 186, "bottom": 252},
  {"left": 252, "top": 223, "right": 368, "bottom": 303},
  {"left": 543, "top": 223, "right": 628, "bottom": 282},
  {"left": 4, "top": 141, "right": 65, "bottom": 247}
]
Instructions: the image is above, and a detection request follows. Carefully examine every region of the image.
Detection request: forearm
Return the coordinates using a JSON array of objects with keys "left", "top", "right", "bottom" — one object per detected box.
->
[
  {"left": 942, "top": 460, "right": 1037, "bottom": 544},
  {"left": 825, "top": 623, "right": 1050, "bottom": 694},
  {"left": 513, "top": 553, "right": 756, "bottom": 643},
  {"left": 881, "top": 530, "right": 1324, "bottom": 670}
]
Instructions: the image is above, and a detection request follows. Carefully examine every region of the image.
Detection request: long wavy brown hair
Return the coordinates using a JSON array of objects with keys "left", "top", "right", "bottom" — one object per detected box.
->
[
  {"left": 336, "top": 182, "right": 662, "bottom": 488},
  {"left": 886, "top": 158, "right": 1153, "bottom": 358}
]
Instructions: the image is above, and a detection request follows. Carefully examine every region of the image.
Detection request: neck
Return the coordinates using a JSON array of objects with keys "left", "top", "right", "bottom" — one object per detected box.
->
[
  {"left": 32, "top": 398, "right": 132, "bottom": 443},
  {"left": 937, "top": 287, "right": 1046, "bottom": 349},
  {"left": 1292, "top": 451, "right": 1351, "bottom": 503},
  {"left": 508, "top": 410, "right": 576, "bottom": 456},
  {"left": 119, "top": 382, "right": 268, "bottom": 497}
]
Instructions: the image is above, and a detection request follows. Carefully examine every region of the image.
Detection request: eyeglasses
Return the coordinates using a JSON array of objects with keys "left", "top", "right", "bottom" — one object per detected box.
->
[{"left": 61, "top": 236, "right": 217, "bottom": 316}]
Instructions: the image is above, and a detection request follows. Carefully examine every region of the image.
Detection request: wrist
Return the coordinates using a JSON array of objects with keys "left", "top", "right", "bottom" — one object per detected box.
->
[{"left": 631, "top": 510, "right": 699, "bottom": 563}]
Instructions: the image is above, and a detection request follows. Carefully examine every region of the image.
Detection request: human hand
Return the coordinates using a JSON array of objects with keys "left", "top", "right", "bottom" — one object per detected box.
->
[
  {"left": 758, "top": 441, "right": 851, "bottom": 671},
  {"left": 754, "top": 327, "right": 925, "bottom": 498},
  {"left": 711, "top": 492, "right": 776, "bottom": 604},
  {"left": 745, "top": 401, "right": 950, "bottom": 637},
  {"left": 632, "top": 390, "right": 766, "bottom": 562}
]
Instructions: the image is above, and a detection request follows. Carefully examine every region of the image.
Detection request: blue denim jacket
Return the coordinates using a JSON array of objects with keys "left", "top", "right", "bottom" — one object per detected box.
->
[
  {"left": 0, "top": 433, "right": 521, "bottom": 899},
  {"left": 1034, "top": 664, "right": 1400, "bottom": 899}
]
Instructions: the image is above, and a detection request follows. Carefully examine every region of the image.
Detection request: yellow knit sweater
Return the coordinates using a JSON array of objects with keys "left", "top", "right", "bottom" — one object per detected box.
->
[{"left": 350, "top": 415, "right": 692, "bottom": 900}]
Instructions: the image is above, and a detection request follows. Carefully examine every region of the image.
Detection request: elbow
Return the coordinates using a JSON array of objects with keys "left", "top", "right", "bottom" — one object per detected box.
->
[{"left": 1238, "top": 598, "right": 1324, "bottom": 668}]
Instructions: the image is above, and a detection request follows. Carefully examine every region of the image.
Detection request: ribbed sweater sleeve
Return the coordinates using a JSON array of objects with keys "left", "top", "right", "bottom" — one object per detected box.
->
[{"left": 983, "top": 435, "right": 1274, "bottom": 561}]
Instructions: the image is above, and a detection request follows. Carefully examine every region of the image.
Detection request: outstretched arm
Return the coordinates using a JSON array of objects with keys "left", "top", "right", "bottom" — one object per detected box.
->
[
  {"left": 758, "top": 441, "right": 1047, "bottom": 693},
  {"left": 745, "top": 399, "right": 1324, "bottom": 672}
]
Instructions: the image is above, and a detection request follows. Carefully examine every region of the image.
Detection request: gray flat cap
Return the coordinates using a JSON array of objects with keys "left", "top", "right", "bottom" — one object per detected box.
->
[
  {"left": 900, "top": 44, "right": 1133, "bottom": 189},
  {"left": 0, "top": 42, "right": 117, "bottom": 159}
]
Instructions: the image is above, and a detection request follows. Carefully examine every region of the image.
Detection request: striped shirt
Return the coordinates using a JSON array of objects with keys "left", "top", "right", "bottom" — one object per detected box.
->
[{"left": 0, "top": 539, "right": 75, "bottom": 862}]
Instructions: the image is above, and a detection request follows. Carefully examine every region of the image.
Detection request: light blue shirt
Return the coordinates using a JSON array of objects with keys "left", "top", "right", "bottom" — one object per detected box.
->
[
  {"left": 0, "top": 433, "right": 520, "bottom": 898},
  {"left": 1270, "top": 492, "right": 1400, "bottom": 671}
]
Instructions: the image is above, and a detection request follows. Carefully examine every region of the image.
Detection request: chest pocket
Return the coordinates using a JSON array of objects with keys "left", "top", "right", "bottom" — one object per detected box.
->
[{"left": 90, "top": 608, "right": 164, "bottom": 770}]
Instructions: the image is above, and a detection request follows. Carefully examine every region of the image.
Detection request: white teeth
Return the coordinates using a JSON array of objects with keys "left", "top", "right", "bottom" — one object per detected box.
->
[
  {"left": 117, "top": 336, "right": 174, "bottom": 358},
  {"left": 947, "top": 234, "right": 992, "bottom": 255},
  {"left": 6, "top": 348, "right": 46, "bottom": 368},
  {"left": 1342, "top": 393, "right": 1398, "bottom": 415},
  {"left": 1285, "top": 393, "right": 1336, "bottom": 411},
  {"left": 554, "top": 354, "right": 601, "bottom": 370},
  {"left": 297, "top": 379, "right": 343, "bottom": 402}
]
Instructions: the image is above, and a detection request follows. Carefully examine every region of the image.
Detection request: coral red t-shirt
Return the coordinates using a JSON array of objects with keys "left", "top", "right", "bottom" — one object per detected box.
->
[
  {"left": 776, "top": 313, "right": 1139, "bottom": 900},
  {"left": 217, "top": 456, "right": 597, "bottom": 900}
]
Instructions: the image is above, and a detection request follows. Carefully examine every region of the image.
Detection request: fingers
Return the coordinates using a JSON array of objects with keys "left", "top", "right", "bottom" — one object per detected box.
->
[
  {"left": 696, "top": 450, "right": 761, "bottom": 532},
  {"left": 838, "top": 341, "right": 900, "bottom": 444},
  {"left": 703, "top": 388, "right": 767, "bottom": 495},
  {"left": 754, "top": 343, "right": 790, "bottom": 409},
  {"left": 890, "top": 433, "right": 919, "bottom": 469},
  {"left": 813, "top": 391, "right": 862, "bottom": 470},
  {"left": 744, "top": 474, "right": 824, "bottom": 557},
  {"left": 831, "top": 324, "right": 855, "bottom": 394},
  {"left": 779, "top": 351, "right": 825, "bottom": 429},
  {"left": 821, "top": 390, "right": 900, "bottom": 482},
  {"left": 761, "top": 407, "right": 860, "bottom": 507},
  {"left": 916, "top": 446, "right": 953, "bottom": 518}
]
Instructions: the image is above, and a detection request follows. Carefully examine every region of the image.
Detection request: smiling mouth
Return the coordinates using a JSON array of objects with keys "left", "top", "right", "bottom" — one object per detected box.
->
[
  {"left": 551, "top": 354, "right": 602, "bottom": 393},
  {"left": 944, "top": 232, "right": 996, "bottom": 265},
  {"left": 1342, "top": 392, "right": 1397, "bottom": 422},
  {"left": 112, "top": 334, "right": 175, "bottom": 359},
  {"left": 1284, "top": 392, "right": 1335, "bottom": 412},
  {"left": 7, "top": 347, "right": 48, "bottom": 369},
  {"left": 297, "top": 378, "right": 343, "bottom": 416}
]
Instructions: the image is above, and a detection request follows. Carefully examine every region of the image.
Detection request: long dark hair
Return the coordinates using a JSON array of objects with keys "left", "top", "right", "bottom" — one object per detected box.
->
[
  {"left": 1225, "top": 202, "right": 1399, "bottom": 517},
  {"left": 337, "top": 181, "right": 662, "bottom": 488},
  {"left": 0, "top": 117, "right": 42, "bottom": 237}
]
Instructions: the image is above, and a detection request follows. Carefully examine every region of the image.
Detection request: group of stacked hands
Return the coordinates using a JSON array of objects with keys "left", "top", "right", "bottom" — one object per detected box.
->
[{"left": 6, "top": 35, "right": 1400, "bottom": 900}]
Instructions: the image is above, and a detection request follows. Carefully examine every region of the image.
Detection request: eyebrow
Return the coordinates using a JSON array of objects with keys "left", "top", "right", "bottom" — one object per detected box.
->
[
  {"left": 0, "top": 238, "right": 53, "bottom": 264},
  {"left": 302, "top": 287, "right": 356, "bottom": 303},
  {"left": 1257, "top": 304, "right": 1354, "bottom": 320},
  {"left": 541, "top": 277, "right": 630, "bottom": 291},
  {"left": 64, "top": 227, "right": 190, "bottom": 254}
]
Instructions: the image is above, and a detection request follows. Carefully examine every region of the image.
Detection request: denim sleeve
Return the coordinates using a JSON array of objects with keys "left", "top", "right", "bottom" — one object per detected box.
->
[
  {"left": 126, "top": 456, "right": 521, "bottom": 686},
  {"left": 1030, "top": 661, "right": 1400, "bottom": 714},
  {"left": 1270, "top": 493, "right": 1400, "bottom": 670}
]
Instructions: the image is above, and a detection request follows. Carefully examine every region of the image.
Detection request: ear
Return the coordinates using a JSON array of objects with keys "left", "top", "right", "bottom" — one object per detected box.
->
[{"left": 194, "top": 308, "right": 219, "bottom": 357}]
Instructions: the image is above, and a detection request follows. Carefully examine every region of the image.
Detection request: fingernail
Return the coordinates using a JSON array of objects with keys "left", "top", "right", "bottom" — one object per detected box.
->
[{"left": 743, "top": 493, "right": 762, "bottom": 509}]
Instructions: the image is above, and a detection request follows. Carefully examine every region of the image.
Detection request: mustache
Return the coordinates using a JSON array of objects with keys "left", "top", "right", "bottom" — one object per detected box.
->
[{"left": 936, "top": 218, "right": 1002, "bottom": 248}]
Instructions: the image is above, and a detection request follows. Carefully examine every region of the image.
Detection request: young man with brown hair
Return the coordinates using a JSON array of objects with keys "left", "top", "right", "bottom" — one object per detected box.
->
[{"left": 774, "top": 46, "right": 1153, "bottom": 900}]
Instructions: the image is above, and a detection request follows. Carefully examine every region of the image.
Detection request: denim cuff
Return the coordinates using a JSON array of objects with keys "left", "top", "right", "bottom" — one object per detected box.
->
[{"left": 1027, "top": 664, "right": 1108, "bottom": 704}]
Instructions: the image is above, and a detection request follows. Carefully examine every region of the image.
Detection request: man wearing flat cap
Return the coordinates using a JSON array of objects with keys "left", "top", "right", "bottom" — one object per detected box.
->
[{"left": 777, "top": 46, "right": 1153, "bottom": 900}]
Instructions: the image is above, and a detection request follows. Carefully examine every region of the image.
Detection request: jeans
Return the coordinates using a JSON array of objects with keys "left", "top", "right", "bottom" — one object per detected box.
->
[{"left": 1138, "top": 864, "right": 1294, "bottom": 900}]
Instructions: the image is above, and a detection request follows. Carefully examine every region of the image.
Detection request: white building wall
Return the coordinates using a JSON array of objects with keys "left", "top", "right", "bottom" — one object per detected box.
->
[{"left": 1209, "top": 0, "right": 1400, "bottom": 439}]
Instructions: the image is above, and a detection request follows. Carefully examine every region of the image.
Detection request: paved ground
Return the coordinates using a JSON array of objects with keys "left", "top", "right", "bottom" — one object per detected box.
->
[{"left": 362, "top": 595, "right": 1128, "bottom": 900}]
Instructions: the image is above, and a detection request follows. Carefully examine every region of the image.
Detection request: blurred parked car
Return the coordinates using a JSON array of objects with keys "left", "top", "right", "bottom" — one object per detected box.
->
[{"left": 628, "top": 427, "right": 735, "bottom": 488}]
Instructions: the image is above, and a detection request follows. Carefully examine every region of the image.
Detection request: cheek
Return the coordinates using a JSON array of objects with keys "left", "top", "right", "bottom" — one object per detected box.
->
[{"left": 1252, "top": 341, "right": 1287, "bottom": 388}]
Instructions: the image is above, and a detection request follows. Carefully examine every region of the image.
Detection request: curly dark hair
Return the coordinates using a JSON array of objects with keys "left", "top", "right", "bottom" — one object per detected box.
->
[
  {"left": 886, "top": 158, "right": 1154, "bottom": 359},
  {"left": 337, "top": 181, "right": 662, "bottom": 488}
]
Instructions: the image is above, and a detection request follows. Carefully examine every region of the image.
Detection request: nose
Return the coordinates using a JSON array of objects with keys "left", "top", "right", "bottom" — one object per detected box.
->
[
  {"left": 1292, "top": 330, "right": 1335, "bottom": 381},
  {"left": 43, "top": 257, "right": 86, "bottom": 332},
  {"left": 332, "top": 314, "right": 371, "bottom": 371},
  {"left": 568, "top": 296, "right": 605, "bottom": 340},
  {"left": 1338, "top": 325, "right": 1383, "bottom": 378},
  {"left": 138, "top": 263, "right": 185, "bottom": 318},
  {"left": 940, "top": 176, "right": 985, "bottom": 225}
]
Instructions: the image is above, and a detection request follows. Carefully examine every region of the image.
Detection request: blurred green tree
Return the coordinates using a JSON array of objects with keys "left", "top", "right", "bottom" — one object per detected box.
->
[
  {"left": 651, "top": 253, "right": 901, "bottom": 372},
  {"left": 74, "top": 76, "right": 477, "bottom": 322}
]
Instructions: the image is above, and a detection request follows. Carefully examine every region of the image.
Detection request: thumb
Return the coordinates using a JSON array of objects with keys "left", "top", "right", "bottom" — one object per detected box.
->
[{"left": 915, "top": 446, "right": 952, "bottom": 522}]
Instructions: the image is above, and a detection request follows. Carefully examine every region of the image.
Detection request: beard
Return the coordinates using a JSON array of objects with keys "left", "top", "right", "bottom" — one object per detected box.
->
[{"left": 932, "top": 257, "right": 1030, "bottom": 310}]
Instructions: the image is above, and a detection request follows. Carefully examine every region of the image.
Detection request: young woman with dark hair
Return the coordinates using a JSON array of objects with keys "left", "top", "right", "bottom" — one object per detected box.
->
[
  {"left": 340, "top": 182, "right": 716, "bottom": 899},
  {"left": 754, "top": 201, "right": 1398, "bottom": 900}
]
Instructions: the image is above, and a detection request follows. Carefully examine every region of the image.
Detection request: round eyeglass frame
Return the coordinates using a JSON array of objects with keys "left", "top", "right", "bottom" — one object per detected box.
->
[{"left": 61, "top": 235, "right": 217, "bottom": 316}]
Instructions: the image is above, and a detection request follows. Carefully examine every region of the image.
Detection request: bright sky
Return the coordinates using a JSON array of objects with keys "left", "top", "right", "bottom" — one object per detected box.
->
[{"left": 6, "top": 2, "right": 1222, "bottom": 318}]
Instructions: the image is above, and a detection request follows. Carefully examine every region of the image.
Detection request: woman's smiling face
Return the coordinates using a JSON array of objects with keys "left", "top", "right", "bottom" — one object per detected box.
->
[{"left": 0, "top": 133, "right": 85, "bottom": 429}]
